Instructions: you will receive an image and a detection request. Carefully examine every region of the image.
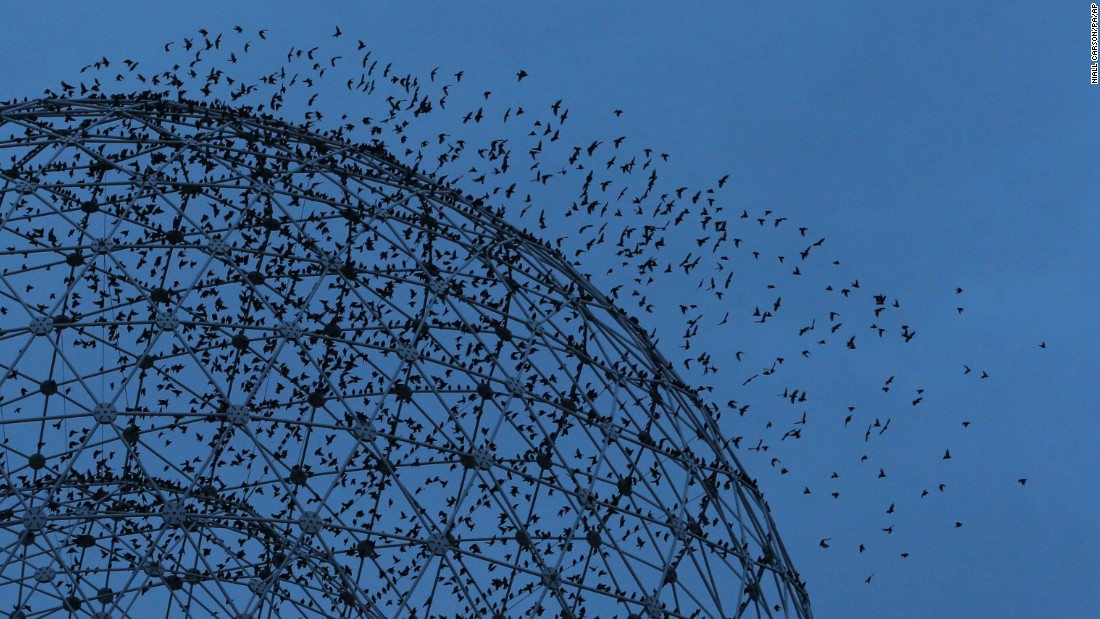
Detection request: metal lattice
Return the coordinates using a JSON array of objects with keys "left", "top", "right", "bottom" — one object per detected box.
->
[{"left": 0, "top": 96, "right": 811, "bottom": 618}]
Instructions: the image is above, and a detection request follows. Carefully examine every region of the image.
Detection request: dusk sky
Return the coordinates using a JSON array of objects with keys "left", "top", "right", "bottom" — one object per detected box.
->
[{"left": 1, "top": 3, "right": 1096, "bottom": 617}]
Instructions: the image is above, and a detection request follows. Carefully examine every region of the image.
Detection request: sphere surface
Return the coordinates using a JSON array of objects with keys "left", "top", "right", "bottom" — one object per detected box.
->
[{"left": 0, "top": 97, "right": 810, "bottom": 618}]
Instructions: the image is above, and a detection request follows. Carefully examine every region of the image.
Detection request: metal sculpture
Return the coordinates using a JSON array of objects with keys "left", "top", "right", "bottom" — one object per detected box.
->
[{"left": 0, "top": 96, "right": 810, "bottom": 618}]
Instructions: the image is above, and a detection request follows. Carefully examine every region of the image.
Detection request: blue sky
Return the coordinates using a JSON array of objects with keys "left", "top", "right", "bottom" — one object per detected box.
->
[{"left": 1, "top": 2, "right": 1096, "bottom": 617}]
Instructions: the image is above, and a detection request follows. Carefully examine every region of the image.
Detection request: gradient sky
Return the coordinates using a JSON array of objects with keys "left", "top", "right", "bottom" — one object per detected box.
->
[{"left": 1, "top": 2, "right": 1096, "bottom": 618}]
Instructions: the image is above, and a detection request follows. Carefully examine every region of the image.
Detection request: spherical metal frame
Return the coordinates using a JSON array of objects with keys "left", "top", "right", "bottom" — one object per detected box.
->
[{"left": 0, "top": 96, "right": 811, "bottom": 618}]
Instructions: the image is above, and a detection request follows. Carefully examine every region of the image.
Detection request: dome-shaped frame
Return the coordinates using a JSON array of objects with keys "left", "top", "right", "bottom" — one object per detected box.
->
[{"left": 0, "top": 96, "right": 811, "bottom": 618}]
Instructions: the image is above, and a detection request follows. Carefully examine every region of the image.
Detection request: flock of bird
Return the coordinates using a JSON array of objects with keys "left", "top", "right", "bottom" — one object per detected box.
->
[{"left": 8, "top": 21, "right": 1036, "bottom": 608}]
